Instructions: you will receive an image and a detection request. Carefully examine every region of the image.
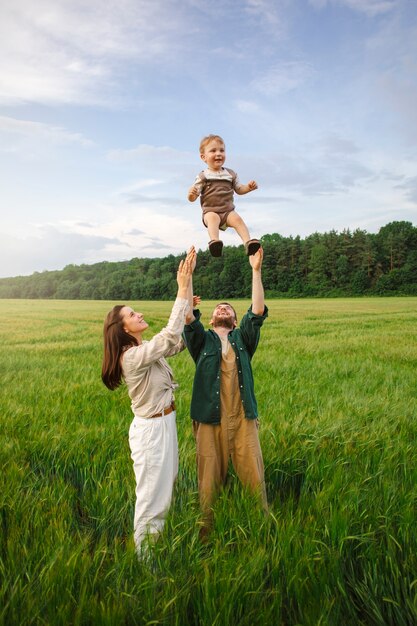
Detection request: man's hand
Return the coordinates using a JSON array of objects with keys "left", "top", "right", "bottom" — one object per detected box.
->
[
  {"left": 249, "top": 246, "right": 263, "bottom": 271},
  {"left": 186, "top": 245, "right": 197, "bottom": 273},
  {"left": 186, "top": 296, "right": 200, "bottom": 324}
]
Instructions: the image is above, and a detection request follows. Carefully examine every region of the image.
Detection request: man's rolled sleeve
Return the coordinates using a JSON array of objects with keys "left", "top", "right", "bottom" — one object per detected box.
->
[
  {"left": 239, "top": 305, "right": 268, "bottom": 357},
  {"left": 183, "top": 309, "right": 206, "bottom": 363}
]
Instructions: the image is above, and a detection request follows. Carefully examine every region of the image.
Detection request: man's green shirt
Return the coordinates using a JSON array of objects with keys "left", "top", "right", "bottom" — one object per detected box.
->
[{"left": 183, "top": 306, "right": 268, "bottom": 425}]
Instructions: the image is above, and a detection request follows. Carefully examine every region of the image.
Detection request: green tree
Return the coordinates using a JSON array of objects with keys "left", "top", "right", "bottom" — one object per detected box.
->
[
  {"left": 351, "top": 269, "right": 370, "bottom": 294},
  {"left": 219, "top": 247, "right": 246, "bottom": 298},
  {"left": 377, "top": 221, "right": 416, "bottom": 271},
  {"left": 335, "top": 254, "right": 350, "bottom": 287},
  {"left": 308, "top": 243, "right": 331, "bottom": 291}
]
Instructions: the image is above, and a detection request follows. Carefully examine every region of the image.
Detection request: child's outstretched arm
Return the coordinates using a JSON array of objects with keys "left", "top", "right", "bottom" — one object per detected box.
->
[
  {"left": 235, "top": 180, "right": 258, "bottom": 195},
  {"left": 188, "top": 185, "right": 199, "bottom": 202}
]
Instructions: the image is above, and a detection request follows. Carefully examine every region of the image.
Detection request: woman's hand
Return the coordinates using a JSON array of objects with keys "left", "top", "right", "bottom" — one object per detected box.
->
[
  {"left": 176, "top": 245, "right": 198, "bottom": 298},
  {"left": 176, "top": 259, "right": 192, "bottom": 290},
  {"left": 185, "top": 245, "right": 197, "bottom": 273}
]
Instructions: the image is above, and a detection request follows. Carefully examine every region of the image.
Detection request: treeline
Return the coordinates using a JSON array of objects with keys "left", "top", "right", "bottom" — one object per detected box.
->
[{"left": 1, "top": 221, "right": 416, "bottom": 300}]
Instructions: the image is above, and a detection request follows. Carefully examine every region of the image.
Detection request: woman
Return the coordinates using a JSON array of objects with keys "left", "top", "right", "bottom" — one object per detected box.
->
[{"left": 102, "top": 247, "right": 196, "bottom": 555}]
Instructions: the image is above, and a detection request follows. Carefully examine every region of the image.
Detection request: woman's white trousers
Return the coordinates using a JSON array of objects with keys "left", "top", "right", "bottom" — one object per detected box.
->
[{"left": 128, "top": 411, "right": 178, "bottom": 554}]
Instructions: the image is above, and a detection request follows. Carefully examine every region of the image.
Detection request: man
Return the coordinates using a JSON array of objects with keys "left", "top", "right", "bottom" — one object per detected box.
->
[{"left": 183, "top": 247, "right": 268, "bottom": 536}]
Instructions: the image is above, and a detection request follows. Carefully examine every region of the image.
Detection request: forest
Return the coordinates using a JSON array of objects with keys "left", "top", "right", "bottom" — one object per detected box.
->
[{"left": 1, "top": 221, "right": 416, "bottom": 300}]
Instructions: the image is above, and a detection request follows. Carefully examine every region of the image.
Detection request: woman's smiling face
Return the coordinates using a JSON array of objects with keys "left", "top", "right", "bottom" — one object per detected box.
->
[{"left": 120, "top": 306, "right": 149, "bottom": 335}]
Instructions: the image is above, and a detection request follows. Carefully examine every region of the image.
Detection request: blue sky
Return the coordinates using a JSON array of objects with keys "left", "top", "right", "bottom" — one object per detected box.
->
[{"left": 0, "top": 0, "right": 416, "bottom": 278}]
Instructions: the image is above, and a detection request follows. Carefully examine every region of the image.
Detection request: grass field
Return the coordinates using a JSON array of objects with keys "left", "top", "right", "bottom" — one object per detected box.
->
[{"left": 1, "top": 297, "right": 417, "bottom": 626}]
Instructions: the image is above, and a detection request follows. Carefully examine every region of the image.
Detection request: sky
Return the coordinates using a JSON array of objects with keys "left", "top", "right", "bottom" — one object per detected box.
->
[{"left": 0, "top": 0, "right": 416, "bottom": 278}]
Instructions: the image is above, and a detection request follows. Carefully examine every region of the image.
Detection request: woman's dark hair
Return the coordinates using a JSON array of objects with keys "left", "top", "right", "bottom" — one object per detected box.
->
[{"left": 101, "top": 305, "right": 138, "bottom": 390}]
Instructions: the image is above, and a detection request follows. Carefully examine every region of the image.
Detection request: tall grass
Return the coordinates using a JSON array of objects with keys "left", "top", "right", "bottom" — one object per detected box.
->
[{"left": 1, "top": 297, "right": 417, "bottom": 625}]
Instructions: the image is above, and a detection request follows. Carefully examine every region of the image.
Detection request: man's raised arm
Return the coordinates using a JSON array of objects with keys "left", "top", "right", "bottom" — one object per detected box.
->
[{"left": 249, "top": 247, "right": 265, "bottom": 315}]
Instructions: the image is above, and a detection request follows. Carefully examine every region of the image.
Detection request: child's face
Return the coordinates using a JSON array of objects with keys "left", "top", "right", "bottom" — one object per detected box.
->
[{"left": 200, "top": 139, "right": 226, "bottom": 171}]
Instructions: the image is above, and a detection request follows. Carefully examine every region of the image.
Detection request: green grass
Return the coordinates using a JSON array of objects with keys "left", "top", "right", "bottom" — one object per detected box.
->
[{"left": 1, "top": 297, "right": 417, "bottom": 625}]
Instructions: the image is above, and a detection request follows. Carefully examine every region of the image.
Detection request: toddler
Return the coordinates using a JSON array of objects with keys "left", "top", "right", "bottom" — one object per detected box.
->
[{"left": 188, "top": 134, "right": 260, "bottom": 257}]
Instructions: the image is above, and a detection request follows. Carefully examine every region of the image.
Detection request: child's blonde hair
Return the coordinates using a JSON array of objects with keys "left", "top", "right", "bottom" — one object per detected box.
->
[{"left": 199, "top": 134, "right": 225, "bottom": 154}]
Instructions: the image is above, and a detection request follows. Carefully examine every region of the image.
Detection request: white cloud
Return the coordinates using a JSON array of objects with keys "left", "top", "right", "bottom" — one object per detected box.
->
[
  {"left": 244, "top": 0, "right": 287, "bottom": 30},
  {"left": 235, "top": 100, "right": 261, "bottom": 113},
  {"left": 0, "top": 115, "right": 93, "bottom": 146},
  {"left": 251, "top": 61, "right": 315, "bottom": 95},
  {"left": 0, "top": 3, "right": 110, "bottom": 106},
  {"left": 0, "top": 210, "right": 204, "bottom": 277},
  {"left": 107, "top": 144, "right": 197, "bottom": 189},
  {"left": 0, "top": 227, "right": 120, "bottom": 278},
  {"left": 73, "top": 210, "right": 199, "bottom": 252},
  {"left": 394, "top": 176, "right": 417, "bottom": 204},
  {"left": 108, "top": 144, "right": 191, "bottom": 163},
  {"left": 118, "top": 179, "right": 166, "bottom": 193},
  {"left": 0, "top": 0, "right": 193, "bottom": 106},
  {"left": 308, "top": 0, "right": 397, "bottom": 16},
  {"left": 358, "top": 13, "right": 417, "bottom": 144},
  {"left": 341, "top": 0, "right": 397, "bottom": 16},
  {"left": 186, "top": 0, "right": 287, "bottom": 32},
  {"left": 239, "top": 138, "right": 373, "bottom": 197},
  {"left": 319, "top": 133, "right": 361, "bottom": 157}
]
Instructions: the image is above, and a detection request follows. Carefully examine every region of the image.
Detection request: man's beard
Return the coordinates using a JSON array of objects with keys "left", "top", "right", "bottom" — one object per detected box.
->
[{"left": 212, "top": 314, "right": 235, "bottom": 329}]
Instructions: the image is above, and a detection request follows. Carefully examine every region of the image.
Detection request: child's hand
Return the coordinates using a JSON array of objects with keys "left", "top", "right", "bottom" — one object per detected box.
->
[
  {"left": 193, "top": 295, "right": 201, "bottom": 308},
  {"left": 188, "top": 186, "right": 199, "bottom": 201},
  {"left": 247, "top": 180, "right": 258, "bottom": 191}
]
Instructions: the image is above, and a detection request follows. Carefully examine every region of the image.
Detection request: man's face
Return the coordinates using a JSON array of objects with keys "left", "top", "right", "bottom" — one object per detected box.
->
[{"left": 210, "top": 303, "right": 237, "bottom": 329}]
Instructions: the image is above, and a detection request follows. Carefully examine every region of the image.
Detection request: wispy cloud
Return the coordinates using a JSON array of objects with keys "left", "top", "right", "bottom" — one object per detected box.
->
[
  {"left": 319, "top": 133, "right": 361, "bottom": 157},
  {"left": 0, "top": 226, "right": 121, "bottom": 278},
  {"left": 308, "top": 0, "right": 397, "bottom": 17},
  {"left": 251, "top": 61, "right": 315, "bottom": 95},
  {"left": 235, "top": 100, "right": 261, "bottom": 113},
  {"left": 107, "top": 145, "right": 196, "bottom": 188},
  {"left": 108, "top": 144, "right": 190, "bottom": 163},
  {"left": 360, "top": 13, "right": 417, "bottom": 143},
  {"left": 0, "top": 115, "right": 93, "bottom": 146},
  {"left": 244, "top": 0, "right": 287, "bottom": 30},
  {"left": 394, "top": 176, "right": 417, "bottom": 204},
  {"left": 251, "top": 140, "right": 373, "bottom": 196},
  {"left": 0, "top": 0, "right": 194, "bottom": 106},
  {"left": 123, "top": 194, "right": 180, "bottom": 205},
  {"left": 0, "top": 210, "right": 202, "bottom": 277}
]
